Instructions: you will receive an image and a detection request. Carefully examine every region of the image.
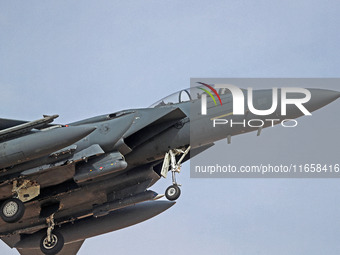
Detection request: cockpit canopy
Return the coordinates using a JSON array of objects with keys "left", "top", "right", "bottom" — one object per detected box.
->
[{"left": 149, "top": 84, "right": 231, "bottom": 108}]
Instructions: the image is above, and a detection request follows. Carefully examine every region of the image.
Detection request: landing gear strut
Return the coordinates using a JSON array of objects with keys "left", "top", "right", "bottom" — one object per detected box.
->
[
  {"left": 161, "top": 146, "right": 190, "bottom": 201},
  {"left": 40, "top": 214, "right": 64, "bottom": 255}
]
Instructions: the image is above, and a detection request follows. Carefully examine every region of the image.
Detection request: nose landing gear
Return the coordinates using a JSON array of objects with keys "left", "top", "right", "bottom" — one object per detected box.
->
[
  {"left": 165, "top": 185, "right": 181, "bottom": 201},
  {"left": 161, "top": 146, "right": 190, "bottom": 201}
]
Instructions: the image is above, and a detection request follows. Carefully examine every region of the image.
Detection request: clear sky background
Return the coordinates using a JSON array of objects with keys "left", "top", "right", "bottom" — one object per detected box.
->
[{"left": 1, "top": 1, "right": 340, "bottom": 255}]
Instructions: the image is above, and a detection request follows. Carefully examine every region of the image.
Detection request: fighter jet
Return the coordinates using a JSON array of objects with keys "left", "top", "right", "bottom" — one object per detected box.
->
[{"left": 0, "top": 84, "right": 339, "bottom": 255}]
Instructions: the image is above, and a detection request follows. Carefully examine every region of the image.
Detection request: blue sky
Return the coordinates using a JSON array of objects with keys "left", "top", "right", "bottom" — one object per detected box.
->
[{"left": 1, "top": 1, "right": 340, "bottom": 254}]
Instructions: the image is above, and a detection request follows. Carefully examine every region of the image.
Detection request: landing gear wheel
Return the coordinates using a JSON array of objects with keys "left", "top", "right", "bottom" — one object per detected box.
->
[
  {"left": 40, "top": 231, "right": 64, "bottom": 255},
  {"left": 0, "top": 198, "right": 25, "bottom": 223},
  {"left": 165, "top": 185, "right": 181, "bottom": 201}
]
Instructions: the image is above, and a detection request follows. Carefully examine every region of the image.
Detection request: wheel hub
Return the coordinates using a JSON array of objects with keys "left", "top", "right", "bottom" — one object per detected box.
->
[
  {"left": 43, "top": 234, "right": 58, "bottom": 250},
  {"left": 3, "top": 201, "right": 18, "bottom": 217},
  {"left": 168, "top": 187, "right": 176, "bottom": 196}
]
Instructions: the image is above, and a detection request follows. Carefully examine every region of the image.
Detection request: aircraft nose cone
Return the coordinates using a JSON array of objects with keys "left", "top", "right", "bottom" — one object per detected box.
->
[{"left": 305, "top": 88, "right": 340, "bottom": 113}]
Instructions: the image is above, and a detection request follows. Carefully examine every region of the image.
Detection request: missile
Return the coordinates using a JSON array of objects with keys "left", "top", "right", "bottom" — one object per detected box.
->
[
  {"left": 15, "top": 200, "right": 175, "bottom": 249},
  {"left": 73, "top": 152, "right": 128, "bottom": 183},
  {"left": 0, "top": 126, "right": 96, "bottom": 169}
]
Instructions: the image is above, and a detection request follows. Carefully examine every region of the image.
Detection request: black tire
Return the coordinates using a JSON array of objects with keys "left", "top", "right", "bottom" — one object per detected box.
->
[
  {"left": 40, "top": 231, "right": 64, "bottom": 255},
  {"left": 0, "top": 198, "right": 25, "bottom": 223},
  {"left": 165, "top": 185, "right": 181, "bottom": 201}
]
